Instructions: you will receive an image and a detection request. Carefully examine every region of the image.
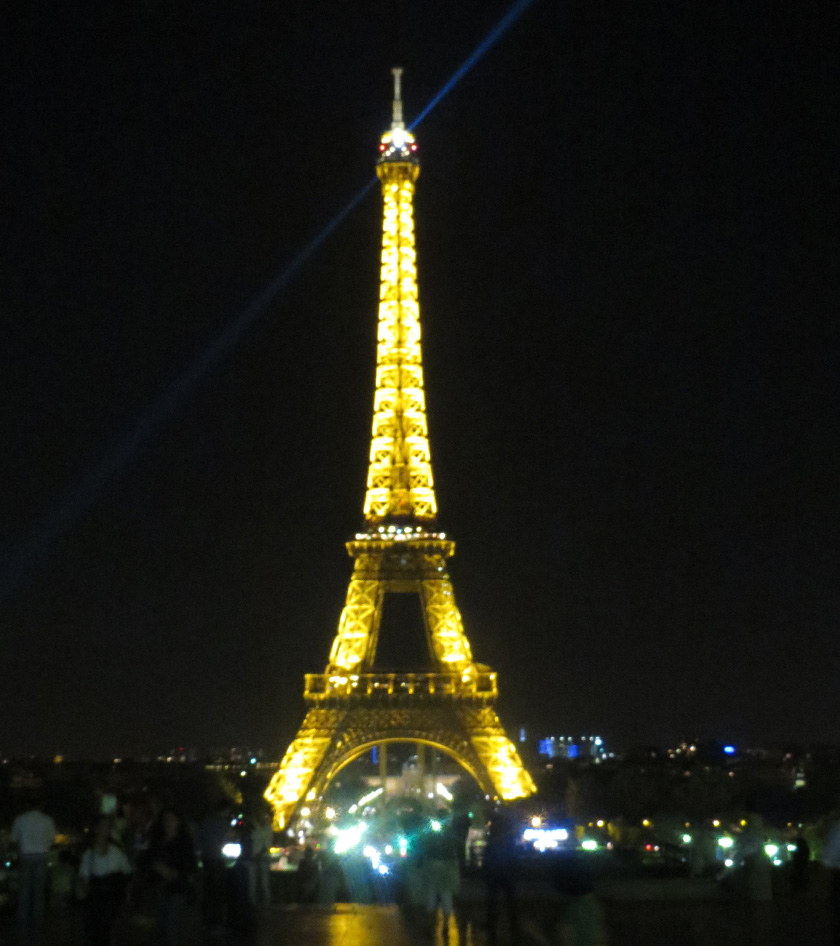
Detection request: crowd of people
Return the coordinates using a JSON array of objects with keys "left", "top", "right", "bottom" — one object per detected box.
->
[
  {"left": 6, "top": 793, "right": 840, "bottom": 946},
  {"left": 5, "top": 792, "right": 277, "bottom": 945}
]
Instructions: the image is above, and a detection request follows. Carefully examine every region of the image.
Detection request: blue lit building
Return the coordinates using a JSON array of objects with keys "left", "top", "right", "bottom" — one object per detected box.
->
[{"left": 538, "top": 735, "right": 608, "bottom": 761}]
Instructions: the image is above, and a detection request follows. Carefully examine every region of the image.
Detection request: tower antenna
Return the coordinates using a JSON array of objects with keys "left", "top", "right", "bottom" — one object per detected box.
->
[{"left": 391, "top": 67, "right": 404, "bottom": 128}]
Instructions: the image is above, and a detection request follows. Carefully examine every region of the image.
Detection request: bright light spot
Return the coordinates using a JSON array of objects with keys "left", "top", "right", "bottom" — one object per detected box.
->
[
  {"left": 250, "top": 757, "right": 257, "bottom": 764},
  {"left": 581, "top": 840, "right": 598, "bottom": 851},
  {"left": 713, "top": 820, "right": 720, "bottom": 827},
  {"left": 240, "top": 770, "right": 247, "bottom": 777},
  {"left": 300, "top": 808, "right": 310, "bottom": 817},
  {"left": 362, "top": 845, "right": 381, "bottom": 869},
  {"left": 724, "top": 858, "right": 734, "bottom": 868},
  {"left": 436, "top": 782, "right": 454, "bottom": 802},
  {"left": 718, "top": 837, "right": 734, "bottom": 849},
  {"left": 385, "top": 845, "right": 393, "bottom": 855},
  {"left": 357, "top": 787, "right": 384, "bottom": 808},
  {"left": 596, "top": 820, "right": 604, "bottom": 828},
  {"left": 764, "top": 844, "right": 779, "bottom": 858},
  {"left": 431, "top": 820, "right": 442, "bottom": 832},
  {"left": 723, "top": 745, "right": 735, "bottom": 755},
  {"left": 378, "top": 864, "right": 389, "bottom": 875},
  {"left": 222, "top": 843, "right": 242, "bottom": 859},
  {"left": 335, "top": 827, "right": 362, "bottom": 855},
  {"left": 786, "top": 844, "right": 797, "bottom": 853},
  {"left": 531, "top": 816, "right": 542, "bottom": 828},
  {"left": 642, "top": 820, "right": 651, "bottom": 828},
  {"left": 682, "top": 834, "right": 692, "bottom": 845},
  {"left": 325, "top": 808, "right": 336, "bottom": 821},
  {"left": 522, "top": 828, "right": 569, "bottom": 843}
]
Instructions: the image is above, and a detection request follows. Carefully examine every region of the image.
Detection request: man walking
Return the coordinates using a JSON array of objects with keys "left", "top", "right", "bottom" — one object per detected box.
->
[{"left": 11, "top": 795, "right": 56, "bottom": 933}]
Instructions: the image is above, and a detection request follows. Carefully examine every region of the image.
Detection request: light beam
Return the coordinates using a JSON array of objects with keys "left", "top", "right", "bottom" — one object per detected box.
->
[{"left": 0, "top": 0, "right": 541, "bottom": 602}]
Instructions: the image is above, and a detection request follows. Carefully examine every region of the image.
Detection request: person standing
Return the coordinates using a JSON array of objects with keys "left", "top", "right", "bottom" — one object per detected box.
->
[
  {"left": 420, "top": 811, "right": 461, "bottom": 937},
  {"left": 198, "top": 800, "right": 230, "bottom": 933},
  {"left": 11, "top": 794, "right": 56, "bottom": 933},
  {"left": 76, "top": 815, "right": 132, "bottom": 946},
  {"left": 737, "top": 811, "right": 773, "bottom": 945},
  {"left": 820, "top": 812, "right": 840, "bottom": 945},
  {"left": 483, "top": 803, "right": 520, "bottom": 944},
  {"left": 790, "top": 830, "right": 810, "bottom": 894},
  {"left": 247, "top": 811, "right": 273, "bottom": 907},
  {"left": 150, "top": 808, "right": 197, "bottom": 946}
]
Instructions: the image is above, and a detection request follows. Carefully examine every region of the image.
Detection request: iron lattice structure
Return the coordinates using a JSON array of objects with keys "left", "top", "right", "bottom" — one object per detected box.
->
[{"left": 265, "top": 71, "right": 535, "bottom": 829}]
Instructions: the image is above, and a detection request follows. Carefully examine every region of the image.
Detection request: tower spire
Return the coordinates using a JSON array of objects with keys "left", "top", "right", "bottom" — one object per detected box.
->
[{"left": 391, "top": 66, "right": 404, "bottom": 128}]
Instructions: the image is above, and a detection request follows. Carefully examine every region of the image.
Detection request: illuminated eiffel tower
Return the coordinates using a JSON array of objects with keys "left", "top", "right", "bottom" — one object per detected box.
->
[{"left": 265, "top": 70, "right": 535, "bottom": 829}]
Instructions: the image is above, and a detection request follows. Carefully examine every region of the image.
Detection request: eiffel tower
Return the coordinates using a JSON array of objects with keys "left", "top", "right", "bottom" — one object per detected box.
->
[{"left": 265, "top": 70, "right": 536, "bottom": 829}]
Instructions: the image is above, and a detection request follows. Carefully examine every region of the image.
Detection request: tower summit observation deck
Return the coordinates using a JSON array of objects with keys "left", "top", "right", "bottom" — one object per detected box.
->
[{"left": 265, "top": 71, "right": 535, "bottom": 830}]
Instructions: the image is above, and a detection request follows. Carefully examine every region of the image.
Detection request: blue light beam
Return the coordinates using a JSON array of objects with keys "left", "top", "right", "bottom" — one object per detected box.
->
[
  {"left": 410, "top": 0, "right": 539, "bottom": 130},
  {"left": 0, "top": 0, "right": 541, "bottom": 602},
  {"left": 0, "top": 180, "right": 374, "bottom": 602}
]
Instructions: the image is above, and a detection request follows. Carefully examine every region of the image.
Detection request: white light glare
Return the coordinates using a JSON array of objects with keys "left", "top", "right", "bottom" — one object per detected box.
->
[
  {"left": 357, "top": 787, "right": 384, "bottom": 808},
  {"left": 222, "top": 843, "right": 242, "bottom": 859}
]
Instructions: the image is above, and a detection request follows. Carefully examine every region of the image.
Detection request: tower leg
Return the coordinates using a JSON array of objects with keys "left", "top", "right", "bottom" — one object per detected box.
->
[
  {"left": 379, "top": 742, "right": 388, "bottom": 790},
  {"left": 417, "top": 742, "right": 425, "bottom": 798}
]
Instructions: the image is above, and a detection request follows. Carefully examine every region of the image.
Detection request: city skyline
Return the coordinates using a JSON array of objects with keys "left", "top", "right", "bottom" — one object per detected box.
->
[{"left": 2, "top": 1, "right": 835, "bottom": 757}]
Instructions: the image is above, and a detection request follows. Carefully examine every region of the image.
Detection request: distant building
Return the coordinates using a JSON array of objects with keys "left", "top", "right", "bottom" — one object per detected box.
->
[{"left": 538, "top": 735, "right": 608, "bottom": 761}]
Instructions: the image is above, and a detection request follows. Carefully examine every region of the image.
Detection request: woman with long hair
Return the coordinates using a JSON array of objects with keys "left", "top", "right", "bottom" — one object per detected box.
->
[{"left": 76, "top": 815, "right": 132, "bottom": 946}]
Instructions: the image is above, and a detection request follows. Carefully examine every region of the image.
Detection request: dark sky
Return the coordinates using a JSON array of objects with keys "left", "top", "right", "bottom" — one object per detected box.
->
[{"left": 2, "top": 1, "right": 837, "bottom": 758}]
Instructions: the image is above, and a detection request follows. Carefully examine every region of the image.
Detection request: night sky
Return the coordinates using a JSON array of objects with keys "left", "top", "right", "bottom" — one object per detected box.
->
[{"left": 3, "top": 1, "right": 836, "bottom": 758}]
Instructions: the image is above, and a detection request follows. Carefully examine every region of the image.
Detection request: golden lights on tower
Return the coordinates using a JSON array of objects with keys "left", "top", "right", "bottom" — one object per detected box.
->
[
  {"left": 264, "top": 71, "right": 535, "bottom": 831},
  {"left": 364, "top": 71, "right": 435, "bottom": 523}
]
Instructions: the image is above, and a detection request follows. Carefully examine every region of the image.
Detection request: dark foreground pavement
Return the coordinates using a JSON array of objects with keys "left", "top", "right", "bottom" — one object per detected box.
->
[{"left": 2, "top": 887, "right": 835, "bottom": 946}]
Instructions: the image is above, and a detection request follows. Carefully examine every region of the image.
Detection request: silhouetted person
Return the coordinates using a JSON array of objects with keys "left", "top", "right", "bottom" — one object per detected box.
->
[
  {"left": 553, "top": 854, "right": 602, "bottom": 946},
  {"left": 296, "top": 846, "right": 320, "bottom": 903},
  {"left": 198, "top": 799, "right": 230, "bottom": 932},
  {"left": 227, "top": 824, "right": 257, "bottom": 945},
  {"left": 484, "top": 804, "right": 520, "bottom": 943},
  {"left": 790, "top": 831, "right": 810, "bottom": 894},
  {"left": 11, "top": 794, "right": 56, "bottom": 933},
  {"left": 150, "top": 808, "right": 197, "bottom": 945},
  {"left": 451, "top": 809, "right": 472, "bottom": 875},
  {"left": 419, "top": 811, "right": 461, "bottom": 936},
  {"left": 76, "top": 815, "right": 131, "bottom": 946},
  {"left": 737, "top": 810, "right": 773, "bottom": 945},
  {"left": 318, "top": 850, "right": 345, "bottom": 905},
  {"left": 821, "top": 812, "right": 840, "bottom": 945},
  {"left": 247, "top": 810, "right": 273, "bottom": 906}
]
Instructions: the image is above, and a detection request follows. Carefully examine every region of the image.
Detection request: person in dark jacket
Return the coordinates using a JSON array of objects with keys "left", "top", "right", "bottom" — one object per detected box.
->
[
  {"left": 150, "top": 808, "right": 197, "bottom": 945},
  {"left": 483, "top": 804, "right": 520, "bottom": 943}
]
